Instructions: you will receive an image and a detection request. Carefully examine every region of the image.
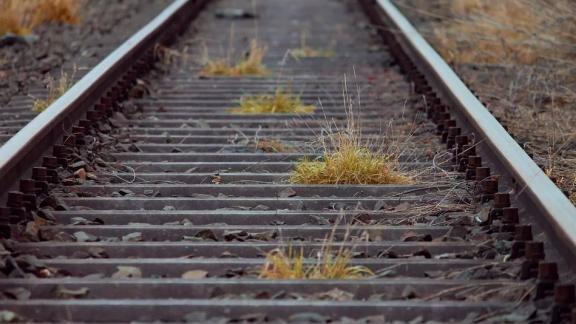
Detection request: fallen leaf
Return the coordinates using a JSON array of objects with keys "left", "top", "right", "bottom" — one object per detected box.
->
[
  {"left": 223, "top": 230, "right": 248, "bottom": 242},
  {"left": 393, "top": 202, "right": 411, "bottom": 212},
  {"left": 70, "top": 217, "right": 102, "bottom": 225},
  {"left": 252, "top": 205, "right": 270, "bottom": 210},
  {"left": 111, "top": 266, "right": 142, "bottom": 279},
  {"left": 194, "top": 229, "right": 217, "bottom": 241},
  {"left": 289, "top": 313, "right": 329, "bottom": 323},
  {"left": 0, "top": 310, "right": 23, "bottom": 322},
  {"left": 412, "top": 249, "right": 432, "bottom": 259},
  {"left": 250, "top": 230, "right": 278, "bottom": 241},
  {"left": 23, "top": 221, "right": 40, "bottom": 239},
  {"left": 474, "top": 204, "right": 492, "bottom": 224},
  {"left": 74, "top": 231, "right": 99, "bottom": 242},
  {"left": 401, "top": 231, "right": 432, "bottom": 242},
  {"left": 122, "top": 232, "right": 143, "bottom": 242},
  {"left": 55, "top": 286, "right": 90, "bottom": 299},
  {"left": 2, "top": 287, "right": 31, "bottom": 300},
  {"left": 74, "top": 168, "right": 87, "bottom": 183},
  {"left": 211, "top": 174, "right": 222, "bottom": 184},
  {"left": 88, "top": 247, "right": 108, "bottom": 258},
  {"left": 311, "top": 288, "right": 353, "bottom": 301},
  {"left": 373, "top": 200, "right": 387, "bottom": 210},
  {"left": 278, "top": 188, "right": 297, "bottom": 198},
  {"left": 181, "top": 270, "right": 208, "bottom": 279},
  {"left": 236, "top": 313, "right": 268, "bottom": 322},
  {"left": 401, "top": 286, "right": 417, "bottom": 299},
  {"left": 215, "top": 9, "right": 257, "bottom": 19},
  {"left": 220, "top": 251, "right": 238, "bottom": 258}
]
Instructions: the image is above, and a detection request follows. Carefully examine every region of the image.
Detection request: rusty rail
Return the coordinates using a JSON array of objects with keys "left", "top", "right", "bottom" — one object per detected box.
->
[
  {"left": 0, "top": 0, "right": 207, "bottom": 199},
  {"left": 359, "top": 0, "right": 576, "bottom": 265}
]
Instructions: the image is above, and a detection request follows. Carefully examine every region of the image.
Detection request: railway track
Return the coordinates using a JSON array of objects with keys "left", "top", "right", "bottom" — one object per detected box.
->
[{"left": 1, "top": 0, "right": 575, "bottom": 322}]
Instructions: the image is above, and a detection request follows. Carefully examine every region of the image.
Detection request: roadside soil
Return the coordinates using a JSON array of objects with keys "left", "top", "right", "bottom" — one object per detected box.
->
[
  {"left": 394, "top": 0, "right": 576, "bottom": 204},
  {"left": 0, "top": 0, "right": 172, "bottom": 105}
]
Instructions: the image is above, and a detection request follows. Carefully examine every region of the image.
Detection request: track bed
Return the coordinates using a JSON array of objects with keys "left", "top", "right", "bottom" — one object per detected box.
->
[{"left": 0, "top": 0, "right": 574, "bottom": 322}]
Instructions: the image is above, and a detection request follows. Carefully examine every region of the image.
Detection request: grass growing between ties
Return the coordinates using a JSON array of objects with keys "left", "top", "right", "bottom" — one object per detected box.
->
[
  {"left": 0, "top": 0, "right": 80, "bottom": 36},
  {"left": 289, "top": 32, "right": 335, "bottom": 60},
  {"left": 290, "top": 78, "right": 412, "bottom": 185},
  {"left": 291, "top": 136, "right": 411, "bottom": 185},
  {"left": 201, "top": 40, "right": 269, "bottom": 77},
  {"left": 33, "top": 70, "right": 74, "bottom": 112},
  {"left": 260, "top": 246, "right": 373, "bottom": 279},
  {"left": 260, "top": 220, "right": 373, "bottom": 280},
  {"left": 255, "top": 138, "right": 296, "bottom": 153},
  {"left": 229, "top": 88, "right": 315, "bottom": 114}
]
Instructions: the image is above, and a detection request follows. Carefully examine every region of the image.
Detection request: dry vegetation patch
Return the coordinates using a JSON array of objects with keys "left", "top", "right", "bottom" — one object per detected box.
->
[
  {"left": 260, "top": 221, "right": 373, "bottom": 280},
  {"left": 32, "top": 70, "right": 74, "bottom": 112},
  {"left": 290, "top": 89, "right": 412, "bottom": 185},
  {"left": 229, "top": 88, "right": 315, "bottom": 114},
  {"left": 291, "top": 133, "right": 411, "bottom": 185},
  {"left": 260, "top": 246, "right": 373, "bottom": 280},
  {"left": 200, "top": 40, "right": 269, "bottom": 77},
  {"left": 0, "top": 0, "right": 80, "bottom": 36},
  {"left": 429, "top": 0, "right": 576, "bottom": 65},
  {"left": 396, "top": 0, "right": 576, "bottom": 202}
]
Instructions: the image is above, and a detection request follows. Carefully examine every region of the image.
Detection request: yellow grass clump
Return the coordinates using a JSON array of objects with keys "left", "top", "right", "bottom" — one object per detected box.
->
[
  {"left": 260, "top": 220, "right": 374, "bottom": 280},
  {"left": 229, "top": 88, "right": 315, "bottom": 114},
  {"left": 0, "top": 0, "right": 80, "bottom": 36},
  {"left": 291, "top": 76, "right": 412, "bottom": 185},
  {"left": 33, "top": 71, "right": 73, "bottom": 112},
  {"left": 201, "top": 40, "right": 269, "bottom": 77},
  {"left": 291, "top": 131, "right": 411, "bottom": 185},
  {"left": 260, "top": 246, "right": 373, "bottom": 280},
  {"left": 291, "top": 141, "right": 410, "bottom": 185}
]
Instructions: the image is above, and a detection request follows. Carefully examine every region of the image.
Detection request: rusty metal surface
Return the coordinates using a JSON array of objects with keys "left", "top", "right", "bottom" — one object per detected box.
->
[{"left": 0, "top": 0, "right": 206, "bottom": 199}]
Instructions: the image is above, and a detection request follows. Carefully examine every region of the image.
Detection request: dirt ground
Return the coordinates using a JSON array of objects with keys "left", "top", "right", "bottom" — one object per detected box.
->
[
  {"left": 0, "top": 0, "right": 171, "bottom": 105},
  {"left": 395, "top": 0, "right": 576, "bottom": 204}
]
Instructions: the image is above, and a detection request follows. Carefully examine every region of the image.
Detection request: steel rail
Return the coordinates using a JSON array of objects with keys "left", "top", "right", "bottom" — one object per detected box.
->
[
  {"left": 367, "top": 0, "right": 576, "bottom": 262},
  {"left": 0, "top": 0, "right": 206, "bottom": 199}
]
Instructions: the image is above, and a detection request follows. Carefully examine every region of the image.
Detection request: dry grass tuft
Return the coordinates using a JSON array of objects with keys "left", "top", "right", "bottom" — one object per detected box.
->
[
  {"left": 0, "top": 0, "right": 80, "bottom": 36},
  {"left": 32, "top": 70, "right": 74, "bottom": 112},
  {"left": 229, "top": 88, "right": 315, "bottom": 114},
  {"left": 260, "top": 246, "right": 373, "bottom": 279},
  {"left": 201, "top": 40, "right": 269, "bottom": 77},
  {"left": 291, "top": 135, "right": 410, "bottom": 185},
  {"left": 290, "top": 32, "right": 335, "bottom": 60},
  {"left": 255, "top": 138, "right": 296, "bottom": 153},
  {"left": 260, "top": 220, "right": 373, "bottom": 280},
  {"left": 290, "top": 78, "right": 412, "bottom": 185},
  {"left": 427, "top": 0, "right": 576, "bottom": 65},
  {"left": 154, "top": 44, "right": 189, "bottom": 72}
]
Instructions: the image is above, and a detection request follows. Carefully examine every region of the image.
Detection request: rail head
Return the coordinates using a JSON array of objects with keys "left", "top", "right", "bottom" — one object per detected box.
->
[
  {"left": 370, "top": 0, "right": 576, "bottom": 261},
  {"left": 0, "top": 0, "right": 204, "bottom": 198}
]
